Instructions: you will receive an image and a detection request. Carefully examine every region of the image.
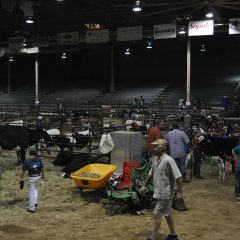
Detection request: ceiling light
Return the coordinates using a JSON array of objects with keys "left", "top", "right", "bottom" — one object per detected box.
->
[
  {"left": 200, "top": 44, "right": 206, "bottom": 52},
  {"left": 206, "top": 12, "right": 213, "bottom": 18},
  {"left": 8, "top": 56, "right": 14, "bottom": 62},
  {"left": 23, "top": 39, "right": 27, "bottom": 47},
  {"left": 133, "top": 1, "right": 142, "bottom": 12},
  {"left": 61, "top": 52, "right": 67, "bottom": 59},
  {"left": 146, "top": 42, "right": 152, "bottom": 49},
  {"left": 26, "top": 16, "right": 34, "bottom": 24},
  {"left": 125, "top": 48, "right": 130, "bottom": 55},
  {"left": 56, "top": 0, "right": 64, "bottom": 2},
  {"left": 179, "top": 27, "right": 186, "bottom": 35}
]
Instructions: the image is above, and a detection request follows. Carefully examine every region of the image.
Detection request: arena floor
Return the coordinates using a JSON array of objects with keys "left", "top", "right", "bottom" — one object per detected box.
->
[{"left": 0, "top": 154, "right": 239, "bottom": 240}]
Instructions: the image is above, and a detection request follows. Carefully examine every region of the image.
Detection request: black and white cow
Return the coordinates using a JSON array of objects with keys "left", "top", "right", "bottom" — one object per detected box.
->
[
  {"left": 54, "top": 132, "right": 91, "bottom": 151},
  {"left": 53, "top": 151, "right": 90, "bottom": 178},
  {"left": 0, "top": 125, "right": 51, "bottom": 164},
  {"left": 53, "top": 149, "right": 110, "bottom": 178},
  {"left": 197, "top": 135, "right": 239, "bottom": 180}
]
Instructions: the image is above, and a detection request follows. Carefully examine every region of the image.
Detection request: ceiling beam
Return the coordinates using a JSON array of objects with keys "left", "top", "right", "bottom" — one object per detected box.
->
[
  {"left": 139, "top": 4, "right": 199, "bottom": 18},
  {"left": 81, "top": 0, "right": 137, "bottom": 24},
  {"left": 113, "top": 1, "right": 200, "bottom": 8},
  {"left": 213, "top": 3, "right": 240, "bottom": 11}
]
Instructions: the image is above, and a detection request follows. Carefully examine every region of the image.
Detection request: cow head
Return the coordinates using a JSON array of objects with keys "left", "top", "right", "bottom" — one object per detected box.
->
[
  {"left": 39, "top": 130, "right": 52, "bottom": 146},
  {"left": 53, "top": 150, "right": 71, "bottom": 166}
]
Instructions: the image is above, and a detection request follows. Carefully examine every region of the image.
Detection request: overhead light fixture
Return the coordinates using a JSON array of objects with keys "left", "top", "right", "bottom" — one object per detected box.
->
[
  {"left": 125, "top": 48, "right": 130, "bottom": 55},
  {"left": 61, "top": 52, "right": 67, "bottom": 59},
  {"left": 23, "top": 39, "right": 27, "bottom": 47},
  {"left": 133, "top": 1, "right": 142, "bottom": 12},
  {"left": 146, "top": 42, "right": 152, "bottom": 49},
  {"left": 206, "top": 12, "right": 213, "bottom": 18},
  {"left": 56, "top": 0, "right": 64, "bottom": 2},
  {"left": 179, "top": 27, "right": 186, "bottom": 35},
  {"left": 200, "top": 44, "right": 206, "bottom": 52},
  {"left": 8, "top": 56, "right": 14, "bottom": 62},
  {"left": 25, "top": 16, "right": 34, "bottom": 24}
]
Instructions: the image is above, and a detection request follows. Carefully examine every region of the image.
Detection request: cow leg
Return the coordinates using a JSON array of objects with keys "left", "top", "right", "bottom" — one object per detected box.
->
[
  {"left": 218, "top": 158, "right": 225, "bottom": 181},
  {"left": 16, "top": 149, "right": 21, "bottom": 165},
  {"left": 217, "top": 158, "right": 222, "bottom": 179},
  {"left": 19, "top": 149, "right": 26, "bottom": 164}
]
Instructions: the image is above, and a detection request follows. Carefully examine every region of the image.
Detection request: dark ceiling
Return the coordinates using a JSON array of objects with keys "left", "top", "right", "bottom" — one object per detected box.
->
[{"left": 0, "top": 0, "right": 239, "bottom": 47}]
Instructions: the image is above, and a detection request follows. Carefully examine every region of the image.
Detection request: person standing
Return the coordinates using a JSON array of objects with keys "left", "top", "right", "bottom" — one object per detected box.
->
[
  {"left": 147, "top": 120, "right": 163, "bottom": 155},
  {"left": 140, "top": 140, "right": 183, "bottom": 240},
  {"left": 232, "top": 145, "right": 240, "bottom": 203},
  {"left": 20, "top": 146, "right": 45, "bottom": 213},
  {"left": 192, "top": 132, "right": 204, "bottom": 179},
  {"left": 166, "top": 122, "right": 190, "bottom": 180},
  {"left": 36, "top": 115, "right": 46, "bottom": 131}
]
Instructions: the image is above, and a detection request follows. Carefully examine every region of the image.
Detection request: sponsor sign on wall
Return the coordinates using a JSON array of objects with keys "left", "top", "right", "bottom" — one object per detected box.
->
[
  {"left": 117, "top": 26, "right": 142, "bottom": 41},
  {"left": 57, "top": 32, "right": 79, "bottom": 45},
  {"left": 8, "top": 37, "right": 24, "bottom": 49},
  {"left": 188, "top": 20, "right": 214, "bottom": 36},
  {"left": 154, "top": 24, "right": 176, "bottom": 39},
  {"left": 86, "top": 29, "right": 109, "bottom": 44},
  {"left": 229, "top": 18, "right": 240, "bottom": 35}
]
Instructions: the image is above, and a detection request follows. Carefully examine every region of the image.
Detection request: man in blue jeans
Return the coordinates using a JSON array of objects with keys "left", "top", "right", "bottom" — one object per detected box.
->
[
  {"left": 232, "top": 145, "right": 240, "bottom": 203},
  {"left": 166, "top": 122, "right": 190, "bottom": 181}
]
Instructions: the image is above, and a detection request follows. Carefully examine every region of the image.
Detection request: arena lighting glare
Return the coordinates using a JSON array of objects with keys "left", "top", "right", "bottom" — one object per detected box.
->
[
  {"left": 23, "top": 39, "right": 27, "bottom": 47},
  {"left": 25, "top": 16, "right": 34, "bottom": 24},
  {"left": 8, "top": 56, "right": 14, "bottom": 62},
  {"left": 61, "top": 52, "right": 67, "bottom": 59},
  {"left": 146, "top": 42, "right": 152, "bottom": 49},
  {"left": 206, "top": 12, "right": 213, "bottom": 18},
  {"left": 56, "top": 0, "right": 64, "bottom": 2},
  {"left": 179, "top": 27, "right": 186, "bottom": 35},
  {"left": 133, "top": 1, "right": 142, "bottom": 12},
  {"left": 200, "top": 44, "right": 206, "bottom": 52},
  {"left": 125, "top": 48, "right": 130, "bottom": 55}
]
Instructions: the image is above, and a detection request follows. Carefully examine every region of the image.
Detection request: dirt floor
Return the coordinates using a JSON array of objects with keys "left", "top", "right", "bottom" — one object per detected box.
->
[{"left": 0, "top": 154, "right": 240, "bottom": 240}]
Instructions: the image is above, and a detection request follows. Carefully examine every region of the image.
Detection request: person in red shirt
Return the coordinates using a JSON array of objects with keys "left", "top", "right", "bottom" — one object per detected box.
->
[{"left": 147, "top": 120, "right": 163, "bottom": 155}]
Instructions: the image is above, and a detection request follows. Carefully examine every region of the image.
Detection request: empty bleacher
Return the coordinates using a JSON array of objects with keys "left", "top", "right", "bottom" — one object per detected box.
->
[
  {"left": 161, "top": 77, "right": 239, "bottom": 109},
  {"left": 91, "top": 86, "right": 168, "bottom": 106},
  {"left": 41, "top": 87, "right": 103, "bottom": 105}
]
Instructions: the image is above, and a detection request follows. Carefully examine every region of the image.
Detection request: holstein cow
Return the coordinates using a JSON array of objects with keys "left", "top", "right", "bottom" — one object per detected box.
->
[
  {"left": 53, "top": 151, "right": 90, "bottom": 178},
  {"left": 53, "top": 149, "right": 110, "bottom": 178},
  {"left": 197, "top": 135, "right": 239, "bottom": 180},
  {"left": 0, "top": 125, "right": 51, "bottom": 164},
  {"left": 54, "top": 130, "right": 92, "bottom": 151}
]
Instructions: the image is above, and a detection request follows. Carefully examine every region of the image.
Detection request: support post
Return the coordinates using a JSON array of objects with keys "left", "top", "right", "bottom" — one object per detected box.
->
[
  {"left": 35, "top": 54, "right": 39, "bottom": 115},
  {"left": 7, "top": 61, "right": 11, "bottom": 94},
  {"left": 186, "top": 37, "right": 191, "bottom": 103},
  {"left": 110, "top": 46, "right": 115, "bottom": 93}
]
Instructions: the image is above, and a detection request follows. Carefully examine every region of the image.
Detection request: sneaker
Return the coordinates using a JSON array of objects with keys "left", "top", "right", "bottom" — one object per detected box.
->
[
  {"left": 237, "top": 198, "right": 240, "bottom": 204},
  {"left": 27, "top": 208, "right": 35, "bottom": 213},
  {"left": 165, "top": 234, "right": 179, "bottom": 240},
  {"left": 35, "top": 204, "right": 38, "bottom": 209}
]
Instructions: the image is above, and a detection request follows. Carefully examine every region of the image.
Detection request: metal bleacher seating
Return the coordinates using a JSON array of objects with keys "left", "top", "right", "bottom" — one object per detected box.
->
[{"left": 91, "top": 86, "right": 168, "bottom": 106}]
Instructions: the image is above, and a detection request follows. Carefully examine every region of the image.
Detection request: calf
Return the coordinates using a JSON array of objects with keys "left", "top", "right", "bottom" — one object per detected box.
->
[
  {"left": 197, "top": 136, "right": 239, "bottom": 180},
  {"left": 53, "top": 151, "right": 90, "bottom": 178},
  {"left": 54, "top": 132, "right": 91, "bottom": 151}
]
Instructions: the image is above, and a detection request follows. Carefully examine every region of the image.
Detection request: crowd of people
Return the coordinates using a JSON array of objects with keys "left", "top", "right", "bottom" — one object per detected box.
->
[
  {"left": 143, "top": 119, "right": 240, "bottom": 240},
  {"left": 17, "top": 111, "right": 240, "bottom": 240},
  {"left": 129, "top": 96, "right": 145, "bottom": 108}
]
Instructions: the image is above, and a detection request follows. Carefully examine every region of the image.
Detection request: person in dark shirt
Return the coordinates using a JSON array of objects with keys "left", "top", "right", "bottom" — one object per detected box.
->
[
  {"left": 20, "top": 146, "right": 45, "bottom": 213},
  {"left": 36, "top": 115, "right": 46, "bottom": 131}
]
